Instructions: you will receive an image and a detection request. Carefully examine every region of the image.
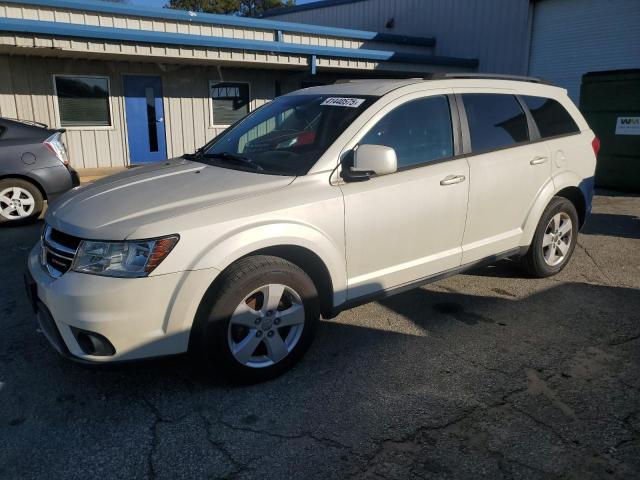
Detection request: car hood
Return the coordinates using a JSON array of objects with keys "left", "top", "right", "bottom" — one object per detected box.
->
[{"left": 46, "top": 157, "right": 295, "bottom": 240}]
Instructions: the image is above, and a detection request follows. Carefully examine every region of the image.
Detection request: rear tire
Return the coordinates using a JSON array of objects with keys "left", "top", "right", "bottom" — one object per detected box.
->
[
  {"left": 0, "top": 178, "right": 44, "bottom": 225},
  {"left": 521, "top": 196, "right": 579, "bottom": 278},
  {"left": 190, "top": 255, "right": 320, "bottom": 384}
]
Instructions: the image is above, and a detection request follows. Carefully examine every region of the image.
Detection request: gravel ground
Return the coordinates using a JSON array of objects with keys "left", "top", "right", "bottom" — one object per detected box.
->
[{"left": 0, "top": 191, "right": 639, "bottom": 480}]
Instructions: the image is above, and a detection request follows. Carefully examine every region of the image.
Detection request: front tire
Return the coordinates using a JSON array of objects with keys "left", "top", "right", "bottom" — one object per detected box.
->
[
  {"left": 521, "top": 196, "right": 579, "bottom": 278},
  {"left": 191, "top": 255, "right": 320, "bottom": 384},
  {"left": 0, "top": 178, "right": 44, "bottom": 225}
]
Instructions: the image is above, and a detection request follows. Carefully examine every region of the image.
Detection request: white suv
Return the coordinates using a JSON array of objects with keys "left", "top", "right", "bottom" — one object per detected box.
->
[{"left": 26, "top": 75, "right": 598, "bottom": 383}]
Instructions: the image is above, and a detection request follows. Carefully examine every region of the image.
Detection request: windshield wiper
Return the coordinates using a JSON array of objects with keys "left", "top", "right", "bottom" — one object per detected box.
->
[{"left": 203, "top": 152, "right": 264, "bottom": 171}]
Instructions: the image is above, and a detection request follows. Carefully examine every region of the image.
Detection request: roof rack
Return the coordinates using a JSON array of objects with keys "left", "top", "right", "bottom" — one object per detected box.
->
[{"left": 425, "top": 73, "right": 548, "bottom": 84}]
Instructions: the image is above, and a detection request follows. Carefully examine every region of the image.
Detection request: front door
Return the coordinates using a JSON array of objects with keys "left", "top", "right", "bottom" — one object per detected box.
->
[
  {"left": 340, "top": 92, "right": 470, "bottom": 300},
  {"left": 123, "top": 75, "right": 167, "bottom": 164}
]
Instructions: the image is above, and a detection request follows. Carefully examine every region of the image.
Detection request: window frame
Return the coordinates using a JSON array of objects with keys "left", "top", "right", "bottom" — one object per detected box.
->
[
  {"left": 208, "top": 80, "right": 252, "bottom": 129},
  {"left": 341, "top": 92, "right": 463, "bottom": 177},
  {"left": 52, "top": 74, "right": 114, "bottom": 130}
]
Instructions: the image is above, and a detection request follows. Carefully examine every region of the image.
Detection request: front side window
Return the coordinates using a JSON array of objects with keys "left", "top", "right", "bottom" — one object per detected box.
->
[
  {"left": 198, "top": 94, "right": 376, "bottom": 175},
  {"left": 522, "top": 96, "right": 580, "bottom": 138},
  {"left": 210, "top": 82, "right": 250, "bottom": 127},
  {"left": 54, "top": 76, "right": 111, "bottom": 127},
  {"left": 462, "top": 94, "right": 529, "bottom": 152},
  {"left": 360, "top": 96, "right": 454, "bottom": 169}
]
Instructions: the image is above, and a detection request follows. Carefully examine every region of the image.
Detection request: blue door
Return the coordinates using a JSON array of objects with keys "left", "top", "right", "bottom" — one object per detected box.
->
[{"left": 123, "top": 75, "right": 167, "bottom": 164}]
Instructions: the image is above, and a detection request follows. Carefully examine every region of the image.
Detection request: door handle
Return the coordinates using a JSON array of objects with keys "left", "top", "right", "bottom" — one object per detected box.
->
[
  {"left": 440, "top": 175, "right": 466, "bottom": 186},
  {"left": 530, "top": 156, "right": 549, "bottom": 165}
]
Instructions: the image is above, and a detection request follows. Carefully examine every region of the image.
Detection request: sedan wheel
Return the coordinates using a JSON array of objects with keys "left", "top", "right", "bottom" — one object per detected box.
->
[{"left": 0, "top": 186, "right": 36, "bottom": 220}]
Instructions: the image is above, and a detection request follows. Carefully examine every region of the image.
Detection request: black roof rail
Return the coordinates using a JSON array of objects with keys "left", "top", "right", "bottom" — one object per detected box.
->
[{"left": 425, "top": 73, "right": 549, "bottom": 84}]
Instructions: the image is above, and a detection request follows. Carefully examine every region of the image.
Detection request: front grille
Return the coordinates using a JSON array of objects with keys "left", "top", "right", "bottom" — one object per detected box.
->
[{"left": 42, "top": 225, "right": 80, "bottom": 277}]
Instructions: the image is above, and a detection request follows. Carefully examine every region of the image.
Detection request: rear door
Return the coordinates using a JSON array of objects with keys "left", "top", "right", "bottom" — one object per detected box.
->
[{"left": 455, "top": 91, "right": 552, "bottom": 264}]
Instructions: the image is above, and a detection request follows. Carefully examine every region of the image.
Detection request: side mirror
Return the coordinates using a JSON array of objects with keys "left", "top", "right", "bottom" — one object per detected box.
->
[{"left": 348, "top": 144, "right": 397, "bottom": 180}]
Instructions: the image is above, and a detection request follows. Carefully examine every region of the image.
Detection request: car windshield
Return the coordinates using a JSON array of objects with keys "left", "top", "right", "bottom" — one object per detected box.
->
[{"left": 195, "top": 94, "right": 377, "bottom": 175}]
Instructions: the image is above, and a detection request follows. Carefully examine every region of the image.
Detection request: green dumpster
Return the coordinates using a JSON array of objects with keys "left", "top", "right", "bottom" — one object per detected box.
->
[{"left": 580, "top": 69, "right": 640, "bottom": 192}]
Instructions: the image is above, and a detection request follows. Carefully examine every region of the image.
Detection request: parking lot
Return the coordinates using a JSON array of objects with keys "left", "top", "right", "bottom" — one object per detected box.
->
[{"left": 0, "top": 191, "right": 638, "bottom": 480}]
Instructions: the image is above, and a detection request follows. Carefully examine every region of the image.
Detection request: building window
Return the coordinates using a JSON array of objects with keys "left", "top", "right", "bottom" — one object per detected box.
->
[
  {"left": 54, "top": 75, "right": 111, "bottom": 127},
  {"left": 209, "top": 81, "right": 250, "bottom": 127}
]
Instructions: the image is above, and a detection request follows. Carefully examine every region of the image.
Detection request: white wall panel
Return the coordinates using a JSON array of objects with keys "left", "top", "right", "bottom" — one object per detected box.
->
[{"left": 529, "top": 0, "right": 640, "bottom": 102}]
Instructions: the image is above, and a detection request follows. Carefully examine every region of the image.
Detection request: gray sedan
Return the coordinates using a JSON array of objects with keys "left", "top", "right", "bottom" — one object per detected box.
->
[{"left": 0, "top": 118, "right": 79, "bottom": 224}]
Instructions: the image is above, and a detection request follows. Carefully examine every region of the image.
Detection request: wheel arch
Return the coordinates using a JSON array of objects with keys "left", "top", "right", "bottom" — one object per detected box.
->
[
  {"left": 521, "top": 173, "right": 588, "bottom": 246},
  {"left": 249, "top": 245, "right": 335, "bottom": 319},
  {"left": 555, "top": 186, "right": 586, "bottom": 227},
  {"left": 0, "top": 174, "right": 47, "bottom": 200},
  {"left": 186, "top": 222, "right": 346, "bottom": 320}
]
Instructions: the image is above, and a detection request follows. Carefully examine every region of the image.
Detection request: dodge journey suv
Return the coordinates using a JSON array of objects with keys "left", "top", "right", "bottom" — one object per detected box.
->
[{"left": 26, "top": 74, "right": 598, "bottom": 383}]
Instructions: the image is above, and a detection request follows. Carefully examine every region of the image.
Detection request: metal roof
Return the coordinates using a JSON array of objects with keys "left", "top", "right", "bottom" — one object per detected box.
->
[
  {"left": 3, "top": 0, "right": 434, "bottom": 47},
  {"left": 0, "top": 17, "right": 477, "bottom": 68},
  {"left": 0, "top": 0, "right": 479, "bottom": 69}
]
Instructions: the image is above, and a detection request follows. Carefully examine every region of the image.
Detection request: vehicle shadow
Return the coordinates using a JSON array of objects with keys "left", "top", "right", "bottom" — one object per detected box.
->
[
  {"left": 581, "top": 212, "right": 640, "bottom": 240},
  {"left": 463, "top": 258, "right": 528, "bottom": 279}
]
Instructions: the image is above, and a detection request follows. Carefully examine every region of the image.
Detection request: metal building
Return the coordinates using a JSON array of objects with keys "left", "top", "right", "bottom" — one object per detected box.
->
[
  {"left": 266, "top": 0, "right": 640, "bottom": 102},
  {"left": 264, "top": 0, "right": 533, "bottom": 74},
  {"left": 0, "top": 0, "right": 476, "bottom": 168},
  {"left": 528, "top": 0, "right": 640, "bottom": 101}
]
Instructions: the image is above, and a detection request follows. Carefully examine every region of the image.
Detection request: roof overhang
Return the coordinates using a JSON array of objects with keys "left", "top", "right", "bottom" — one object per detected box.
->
[{"left": 0, "top": 0, "right": 478, "bottom": 72}]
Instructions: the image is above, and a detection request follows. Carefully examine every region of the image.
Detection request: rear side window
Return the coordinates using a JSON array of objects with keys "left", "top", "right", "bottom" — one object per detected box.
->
[
  {"left": 462, "top": 94, "right": 529, "bottom": 152},
  {"left": 0, "top": 126, "right": 5, "bottom": 139},
  {"left": 522, "top": 96, "right": 580, "bottom": 138},
  {"left": 360, "top": 95, "right": 454, "bottom": 169}
]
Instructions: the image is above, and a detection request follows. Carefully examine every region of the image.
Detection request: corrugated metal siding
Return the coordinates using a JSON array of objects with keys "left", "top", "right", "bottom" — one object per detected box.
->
[
  {"left": 0, "top": 55, "right": 282, "bottom": 168},
  {"left": 529, "top": 0, "right": 640, "bottom": 102},
  {"left": 266, "top": 0, "right": 531, "bottom": 74},
  {"left": 0, "top": 1, "right": 434, "bottom": 55}
]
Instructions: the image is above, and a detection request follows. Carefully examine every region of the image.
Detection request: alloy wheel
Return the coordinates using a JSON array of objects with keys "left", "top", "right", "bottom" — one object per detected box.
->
[
  {"left": 542, "top": 212, "right": 573, "bottom": 266},
  {"left": 227, "top": 284, "right": 305, "bottom": 368},
  {"left": 0, "top": 186, "right": 36, "bottom": 220}
]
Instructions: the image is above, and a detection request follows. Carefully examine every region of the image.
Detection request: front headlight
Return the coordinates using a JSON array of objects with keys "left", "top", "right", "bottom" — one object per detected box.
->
[{"left": 72, "top": 236, "right": 179, "bottom": 278}]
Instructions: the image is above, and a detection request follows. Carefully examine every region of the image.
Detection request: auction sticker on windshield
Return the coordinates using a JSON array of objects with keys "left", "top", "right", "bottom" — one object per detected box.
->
[{"left": 321, "top": 97, "right": 366, "bottom": 108}]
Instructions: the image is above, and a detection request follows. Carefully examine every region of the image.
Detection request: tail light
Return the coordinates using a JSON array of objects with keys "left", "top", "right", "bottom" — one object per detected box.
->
[
  {"left": 591, "top": 136, "right": 600, "bottom": 156},
  {"left": 44, "top": 132, "right": 70, "bottom": 166}
]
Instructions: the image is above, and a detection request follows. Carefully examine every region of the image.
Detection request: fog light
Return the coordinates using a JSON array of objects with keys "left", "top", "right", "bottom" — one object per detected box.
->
[{"left": 71, "top": 328, "right": 116, "bottom": 356}]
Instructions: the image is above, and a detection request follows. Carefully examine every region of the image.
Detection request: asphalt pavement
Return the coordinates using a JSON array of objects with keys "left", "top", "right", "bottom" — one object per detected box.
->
[{"left": 1, "top": 191, "right": 639, "bottom": 479}]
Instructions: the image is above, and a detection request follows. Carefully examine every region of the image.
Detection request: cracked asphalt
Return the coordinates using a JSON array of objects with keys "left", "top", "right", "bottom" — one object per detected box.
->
[{"left": 1, "top": 191, "right": 639, "bottom": 480}]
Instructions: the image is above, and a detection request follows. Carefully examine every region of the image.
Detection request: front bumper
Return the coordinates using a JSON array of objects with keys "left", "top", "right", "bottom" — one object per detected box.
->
[{"left": 26, "top": 244, "right": 219, "bottom": 363}]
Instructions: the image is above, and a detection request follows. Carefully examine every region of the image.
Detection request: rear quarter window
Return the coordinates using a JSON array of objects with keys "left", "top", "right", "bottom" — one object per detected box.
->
[{"left": 522, "top": 96, "right": 580, "bottom": 138}]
